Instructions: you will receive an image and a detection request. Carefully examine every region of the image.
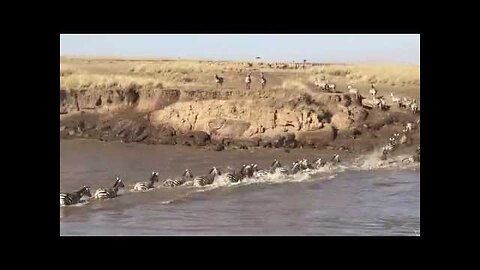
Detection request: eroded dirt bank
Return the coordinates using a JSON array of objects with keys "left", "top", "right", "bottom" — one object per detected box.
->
[{"left": 60, "top": 85, "right": 420, "bottom": 156}]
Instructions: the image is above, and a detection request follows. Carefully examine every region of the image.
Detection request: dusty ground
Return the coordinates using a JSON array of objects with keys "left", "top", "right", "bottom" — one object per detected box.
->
[{"left": 60, "top": 57, "right": 420, "bottom": 158}]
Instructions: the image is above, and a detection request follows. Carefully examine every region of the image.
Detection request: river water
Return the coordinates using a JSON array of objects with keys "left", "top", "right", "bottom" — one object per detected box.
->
[{"left": 60, "top": 139, "right": 420, "bottom": 236}]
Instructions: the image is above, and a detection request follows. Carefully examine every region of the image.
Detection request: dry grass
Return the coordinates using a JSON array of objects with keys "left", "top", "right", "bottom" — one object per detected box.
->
[
  {"left": 307, "top": 64, "right": 420, "bottom": 86},
  {"left": 60, "top": 57, "right": 420, "bottom": 93}
]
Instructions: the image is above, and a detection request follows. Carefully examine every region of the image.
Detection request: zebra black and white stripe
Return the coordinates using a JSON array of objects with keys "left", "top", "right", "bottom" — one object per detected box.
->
[
  {"left": 94, "top": 177, "right": 125, "bottom": 199},
  {"left": 242, "top": 164, "right": 254, "bottom": 178},
  {"left": 270, "top": 159, "right": 282, "bottom": 173},
  {"left": 134, "top": 171, "right": 159, "bottom": 191},
  {"left": 163, "top": 169, "right": 194, "bottom": 187},
  {"left": 313, "top": 157, "right": 326, "bottom": 169},
  {"left": 290, "top": 161, "right": 303, "bottom": 174},
  {"left": 273, "top": 167, "right": 289, "bottom": 175},
  {"left": 331, "top": 154, "right": 341, "bottom": 164},
  {"left": 252, "top": 164, "right": 269, "bottom": 178},
  {"left": 60, "top": 186, "right": 92, "bottom": 206},
  {"left": 225, "top": 170, "right": 242, "bottom": 183},
  {"left": 194, "top": 167, "right": 221, "bottom": 186}
]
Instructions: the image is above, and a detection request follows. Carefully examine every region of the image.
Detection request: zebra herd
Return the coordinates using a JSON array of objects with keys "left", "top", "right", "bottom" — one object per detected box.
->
[
  {"left": 60, "top": 154, "right": 342, "bottom": 207},
  {"left": 380, "top": 120, "right": 420, "bottom": 161},
  {"left": 214, "top": 72, "right": 267, "bottom": 90}
]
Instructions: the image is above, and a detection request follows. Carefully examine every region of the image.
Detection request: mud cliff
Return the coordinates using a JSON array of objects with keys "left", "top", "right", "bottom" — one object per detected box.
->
[{"left": 60, "top": 85, "right": 419, "bottom": 152}]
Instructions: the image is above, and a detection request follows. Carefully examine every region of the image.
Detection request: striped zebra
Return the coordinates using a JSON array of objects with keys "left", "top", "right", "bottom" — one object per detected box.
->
[
  {"left": 252, "top": 164, "right": 269, "bottom": 178},
  {"left": 163, "top": 169, "right": 194, "bottom": 187},
  {"left": 260, "top": 72, "right": 267, "bottom": 89},
  {"left": 194, "top": 167, "right": 222, "bottom": 186},
  {"left": 215, "top": 74, "right": 224, "bottom": 89},
  {"left": 245, "top": 73, "right": 252, "bottom": 90},
  {"left": 94, "top": 177, "right": 125, "bottom": 199},
  {"left": 274, "top": 167, "right": 290, "bottom": 175},
  {"left": 300, "top": 159, "right": 313, "bottom": 170},
  {"left": 134, "top": 171, "right": 159, "bottom": 191},
  {"left": 290, "top": 161, "right": 303, "bottom": 174},
  {"left": 313, "top": 157, "right": 326, "bottom": 169},
  {"left": 242, "top": 164, "right": 255, "bottom": 178},
  {"left": 331, "top": 154, "right": 341, "bottom": 164},
  {"left": 270, "top": 159, "right": 282, "bottom": 173},
  {"left": 60, "top": 186, "right": 92, "bottom": 206},
  {"left": 225, "top": 169, "right": 243, "bottom": 183}
]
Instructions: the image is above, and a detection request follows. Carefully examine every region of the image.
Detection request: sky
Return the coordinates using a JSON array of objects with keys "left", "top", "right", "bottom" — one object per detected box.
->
[{"left": 60, "top": 34, "right": 420, "bottom": 65}]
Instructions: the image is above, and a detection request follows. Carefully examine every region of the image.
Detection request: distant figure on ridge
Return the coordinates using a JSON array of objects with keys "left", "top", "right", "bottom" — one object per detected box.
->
[
  {"left": 260, "top": 72, "right": 267, "bottom": 89},
  {"left": 245, "top": 72, "right": 252, "bottom": 90},
  {"left": 214, "top": 74, "right": 224, "bottom": 89}
]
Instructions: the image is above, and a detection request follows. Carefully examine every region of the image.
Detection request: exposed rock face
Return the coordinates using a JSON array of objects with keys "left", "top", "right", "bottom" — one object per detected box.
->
[
  {"left": 297, "top": 124, "right": 336, "bottom": 147},
  {"left": 60, "top": 87, "right": 419, "bottom": 150}
]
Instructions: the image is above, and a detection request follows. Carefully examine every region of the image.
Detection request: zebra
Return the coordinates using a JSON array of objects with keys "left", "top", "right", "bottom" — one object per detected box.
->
[
  {"left": 245, "top": 73, "right": 252, "bottom": 90},
  {"left": 369, "top": 84, "right": 377, "bottom": 96},
  {"left": 214, "top": 74, "right": 224, "bottom": 89},
  {"left": 411, "top": 100, "right": 419, "bottom": 113},
  {"left": 313, "top": 157, "right": 326, "bottom": 169},
  {"left": 163, "top": 169, "right": 194, "bottom": 187},
  {"left": 348, "top": 85, "right": 359, "bottom": 97},
  {"left": 94, "top": 177, "right": 125, "bottom": 199},
  {"left": 252, "top": 163, "right": 269, "bottom": 178},
  {"left": 300, "top": 159, "right": 313, "bottom": 170},
  {"left": 381, "top": 149, "right": 389, "bottom": 160},
  {"left": 241, "top": 164, "right": 254, "bottom": 178},
  {"left": 60, "top": 186, "right": 92, "bottom": 206},
  {"left": 225, "top": 165, "right": 246, "bottom": 183},
  {"left": 290, "top": 161, "right": 303, "bottom": 174},
  {"left": 194, "top": 167, "right": 222, "bottom": 186},
  {"left": 391, "top": 93, "right": 401, "bottom": 103},
  {"left": 331, "top": 153, "right": 341, "bottom": 164},
  {"left": 325, "top": 82, "right": 336, "bottom": 92},
  {"left": 260, "top": 72, "right": 267, "bottom": 89},
  {"left": 134, "top": 171, "right": 159, "bottom": 191},
  {"left": 270, "top": 159, "right": 282, "bottom": 173},
  {"left": 406, "top": 122, "right": 415, "bottom": 132}
]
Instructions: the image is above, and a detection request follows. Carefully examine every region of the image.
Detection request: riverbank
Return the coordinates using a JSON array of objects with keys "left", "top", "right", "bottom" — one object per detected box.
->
[{"left": 60, "top": 57, "right": 420, "bottom": 155}]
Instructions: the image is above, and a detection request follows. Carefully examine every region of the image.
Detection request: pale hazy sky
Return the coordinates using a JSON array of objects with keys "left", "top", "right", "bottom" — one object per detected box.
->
[{"left": 60, "top": 34, "right": 420, "bottom": 65}]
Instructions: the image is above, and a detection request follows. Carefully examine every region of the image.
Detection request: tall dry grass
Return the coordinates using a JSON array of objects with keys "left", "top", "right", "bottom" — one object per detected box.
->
[{"left": 307, "top": 64, "right": 420, "bottom": 86}]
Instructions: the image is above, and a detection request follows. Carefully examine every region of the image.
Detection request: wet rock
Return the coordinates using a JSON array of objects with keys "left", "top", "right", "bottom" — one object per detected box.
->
[
  {"left": 233, "top": 138, "right": 260, "bottom": 147},
  {"left": 297, "top": 125, "right": 335, "bottom": 148},
  {"left": 149, "top": 125, "right": 177, "bottom": 145},
  {"left": 283, "top": 133, "right": 297, "bottom": 148},
  {"left": 186, "top": 131, "right": 211, "bottom": 146},
  {"left": 214, "top": 144, "right": 225, "bottom": 151},
  {"left": 68, "top": 130, "right": 75, "bottom": 136}
]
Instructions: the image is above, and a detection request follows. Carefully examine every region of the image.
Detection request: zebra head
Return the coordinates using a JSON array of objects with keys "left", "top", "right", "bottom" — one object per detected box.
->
[
  {"left": 150, "top": 172, "right": 159, "bottom": 183},
  {"left": 252, "top": 164, "right": 258, "bottom": 171},
  {"left": 82, "top": 186, "right": 92, "bottom": 197},
  {"left": 209, "top": 167, "right": 221, "bottom": 176},
  {"left": 183, "top": 169, "right": 193, "bottom": 179},
  {"left": 114, "top": 177, "right": 125, "bottom": 189},
  {"left": 271, "top": 159, "right": 281, "bottom": 168}
]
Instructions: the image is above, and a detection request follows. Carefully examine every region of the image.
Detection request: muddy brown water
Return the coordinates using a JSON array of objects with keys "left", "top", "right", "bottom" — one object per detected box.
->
[{"left": 60, "top": 139, "right": 420, "bottom": 236}]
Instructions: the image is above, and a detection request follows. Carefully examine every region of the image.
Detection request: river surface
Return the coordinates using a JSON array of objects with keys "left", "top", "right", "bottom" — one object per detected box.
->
[{"left": 60, "top": 139, "right": 420, "bottom": 236}]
